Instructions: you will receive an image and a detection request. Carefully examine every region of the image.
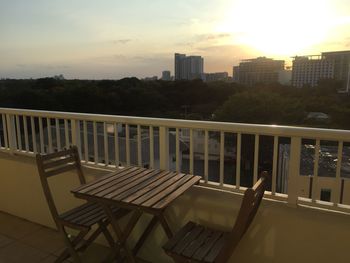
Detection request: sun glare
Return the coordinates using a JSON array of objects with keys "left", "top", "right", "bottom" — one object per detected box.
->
[{"left": 216, "top": 0, "right": 334, "bottom": 57}]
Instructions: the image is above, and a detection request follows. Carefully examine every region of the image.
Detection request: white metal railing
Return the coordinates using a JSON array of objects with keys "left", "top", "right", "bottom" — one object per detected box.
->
[{"left": 1, "top": 107, "right": 350, "bottom": 213}]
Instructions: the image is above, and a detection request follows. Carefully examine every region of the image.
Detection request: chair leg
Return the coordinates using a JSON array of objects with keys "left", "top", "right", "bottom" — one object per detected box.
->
[
  {"left": 58, "top": 226, "right": 87, "bottom": 263},
  {"left": 55, "top": 230, "right": 89, "bottom": 263},
  {"left": 99, "top": 220, "right": 116, "bottom": 248},
  {"left": 55, "top": 249, "right": 70, "bottom": 263}
]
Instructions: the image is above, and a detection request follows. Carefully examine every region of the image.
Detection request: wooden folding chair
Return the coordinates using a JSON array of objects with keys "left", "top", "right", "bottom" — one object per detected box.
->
[
  {"left": 36, "top": 146, "right": 129, "bottom": 263},
  {"left": 163, "top": 171, "right": 270, "bottom": 263}
]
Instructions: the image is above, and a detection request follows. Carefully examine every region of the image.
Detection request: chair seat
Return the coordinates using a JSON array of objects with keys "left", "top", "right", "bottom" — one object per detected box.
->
[
  {"left": 163, "top": 221, "right": 228, "bottom": 263},
  {"left": 59, "top": 202, "right": 125, "bottom": 228}
]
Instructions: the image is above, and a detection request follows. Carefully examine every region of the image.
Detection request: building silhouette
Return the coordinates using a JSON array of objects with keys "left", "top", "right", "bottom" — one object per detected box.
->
[
  {"left": 233, "top": 57, "right": 285, "bottom": 86},
  {"left": 161, "top": 70, "right": 171, "bottom": 81},
  {"left": 174, "top": 53, "right": 204, "bottom": 80},
  {"left": 204, "top": 72, "right": 229, "bottom": 82},
  {"left": 291, "top": 50, "right": 350, "bottom": 90}
]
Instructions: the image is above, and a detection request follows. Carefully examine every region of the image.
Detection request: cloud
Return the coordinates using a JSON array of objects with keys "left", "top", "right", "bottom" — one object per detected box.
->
[
  {"left": 196, "top": 33, "right": 232, "bottom": 41},
  {"left": 112, "top": 39, "right": 132, "bottom": 45},
  {"left": 16, "top": 64, "right": 70, "bottom": 70}
]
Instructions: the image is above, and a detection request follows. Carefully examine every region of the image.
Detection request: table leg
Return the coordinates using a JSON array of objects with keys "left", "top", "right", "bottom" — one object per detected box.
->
[
  {"left": 102, "top": 205, "right": 137, "bottom": 263},
  {"left": 133, "top": 215, "right": 158, "bottom": 255},
  {"left": 157, "top": 213, "right": 173, "bottom": 238}
]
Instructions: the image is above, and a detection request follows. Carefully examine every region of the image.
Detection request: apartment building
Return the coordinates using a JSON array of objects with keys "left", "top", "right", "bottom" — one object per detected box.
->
[
  {"left": 291, "top": 55, "right": 334, "bottom": 88},
  {"left": 174, "top": 53, "right": 204, "bottom": 80},
  {"left": 233, "top": 57, "right": 285, "bottom": 86},
  {"left": 291, "top": 50, "right": 350, "bottom": 90}
]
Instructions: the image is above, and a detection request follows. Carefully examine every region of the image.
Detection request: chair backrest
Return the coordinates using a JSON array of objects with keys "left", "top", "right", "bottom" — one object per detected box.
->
[
  {"left": 216, "top": 171, "right": 270, "bottom": 262},
  {"left": 36, "top": 146, "right": 85, "bottom": 226}
]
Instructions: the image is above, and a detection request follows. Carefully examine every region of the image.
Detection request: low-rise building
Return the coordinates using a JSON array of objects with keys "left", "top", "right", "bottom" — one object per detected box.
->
[
  {"left": 161, "top": 70, "right": 171, "bottom": 81},
  {"left": 204, "top": 72, "right": 229, "bottom": 82}
]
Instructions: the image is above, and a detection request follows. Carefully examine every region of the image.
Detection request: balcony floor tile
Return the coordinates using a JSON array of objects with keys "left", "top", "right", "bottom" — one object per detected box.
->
[
  {"left": 0, "top": 212, "right": 42, "bottom": 240},
  {"left": 0, "top": 212, "right": 114, "bottom": 263}
]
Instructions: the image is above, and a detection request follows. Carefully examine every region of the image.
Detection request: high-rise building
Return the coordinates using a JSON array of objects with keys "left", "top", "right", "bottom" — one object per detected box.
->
[
  {"left": 174, "top": 53, "right": 204, "bottom": 80},
  {"left": 291, "top": 50, "right": 350, "bottom": 90},
  {"left": 233, "top": 57, "right": 285, "bottom": 86},
  {"left": 162, "top": 70, "right": 171, "bottom": 81},
  {"left": 175, "top": 53, "right": 186, "bottom": 80},
  {"left": 291, "top": 55, "right": 334, "bottom": 88},
  {"left": 322, "top": 50, "right": 350, "bottom": 92}
]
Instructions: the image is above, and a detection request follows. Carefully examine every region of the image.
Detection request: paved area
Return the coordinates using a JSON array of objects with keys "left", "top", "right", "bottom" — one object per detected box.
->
[{"left": 0, "top": 211, "right": 111, "bottom": 263}]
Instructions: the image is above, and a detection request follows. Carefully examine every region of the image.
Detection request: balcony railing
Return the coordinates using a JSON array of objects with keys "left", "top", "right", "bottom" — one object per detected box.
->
[{"left": 1, "top": 107, "right": 350, "bottom": 213}]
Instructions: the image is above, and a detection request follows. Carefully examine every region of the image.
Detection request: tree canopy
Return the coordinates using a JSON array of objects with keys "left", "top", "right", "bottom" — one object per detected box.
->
[{"left": 1, "top": 78, "right": 349, "bottom": 129}]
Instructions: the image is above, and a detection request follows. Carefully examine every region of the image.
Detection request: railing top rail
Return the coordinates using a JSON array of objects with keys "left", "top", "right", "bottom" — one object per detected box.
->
[{"left": 1, "top": 107, "right": 350, "bottom": 141}]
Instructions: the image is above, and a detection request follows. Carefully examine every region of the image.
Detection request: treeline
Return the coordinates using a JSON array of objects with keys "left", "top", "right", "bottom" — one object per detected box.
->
[{"left": 1, "top": 77, "right": 349, "bottom": 129}]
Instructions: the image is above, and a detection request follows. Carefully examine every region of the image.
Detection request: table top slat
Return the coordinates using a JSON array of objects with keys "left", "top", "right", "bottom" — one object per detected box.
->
[
  {"left": 120, "top": 171, "right": 177, "bottom": 203},
  {"left": 88, "top": 168, "right": 150, "bottom": 196},
  {"left": 76, "top": 166, "right": 138, "bottom": 193},
  {"left": 93, "top": 169, "right": 155, "bottom": 198},
  {"left": 139, "top": 175, "right": 194, "bottom": 208},
  {"left": 132, "top": 173, "right": 186, "bottom": 206},
  {"left": 115, "top": 171, "right": 172, "bottom": 202},
  {"left": 102, "top": 169, "right": 162, "bottom": 199},
  {"left": 152, "top": 176, "right": 201, "bottom": 209}
]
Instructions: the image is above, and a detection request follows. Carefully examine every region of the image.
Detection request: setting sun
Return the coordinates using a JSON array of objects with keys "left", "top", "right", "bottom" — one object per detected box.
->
[{"left": 215, "top": 0, "right": 335, "bottom": 57}]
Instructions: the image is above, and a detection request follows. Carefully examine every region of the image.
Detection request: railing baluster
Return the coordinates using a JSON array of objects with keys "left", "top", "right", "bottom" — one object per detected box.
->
[
  {"left": 159, "top": 126, "right": 169, "bottom": 170},
  {"left": 272, "top": 136, "right": 279, "bottom": 194},
  {"left": 15, "top": 115, "right": 22, "bottom": 151},
  {"left": 253, "top": 134, "right": 259, "bottom": 184},
  {"left": 47, "top": 118, "right": 53, "bottom": 153},
  {"left": 149, "top": 126, "right": 154, "bottom": 169},
  {"left": 204, "top": 130, "right": 209, "bottom": 183},
  {"left": 31, "top": 116, "right": 37, "bottom": 153},
  {"left": 137, "top": 125, "right": 142, "bottom": 167},
  {"left": 64, "top": 119, "right": 69, "bottom": 148},
  {"left": 104, "top": 122, "right": 109, "bottom": 166},
  {"left": 125, "top": 124, "right": 130, "bottom": 166},
  {"left": 189, "top": 129, "right": 194, "bottom": 174},
  {"left": 6, "top": 114, "right": 16, "bottom": 152},
  {"left": 2, "top": 114, "right": 8, "bottom": 149},
  {"left": 114, "top": 123, "right": 119, "bottom": 167},
  {"left": 236, "top": 133, "right": 241, "bottom": 189},
  {"left": 287, "top": 137, "right": 301, "bottom": 206},
  {"left": 220, "top": 131, "right": 225, "bottom": 187},
  {"left": 83, "top": 121, "right": 88, "bottom": 162},
  {"left": 175, "top": 128, "right": 180, "bottom": 172},
  {"left": 76, "top": 120, "right": 81, "bottom": 156},
  {"left": 55, "top": 118, "right": 61, "bottom": 151},
  {"left": 23, "top": 116, "right": 29, "bottom": 152},
  {"left": 39, "top": 117, "right": 44, "bottom": 153},
  {"left": 93, "top": 121, "right": 98, "bottom": 164},
  {"left": 334, "top": 141, "right": 343, "bottom": 206},
  {"left": 311, "top": 139, "right": 320, "bottom": 202},
  {"left": 0, "top": 116, "right": 2, "bottom": 148},
  {"left": 71, "top": 120, "right": 81, "bottom": 156}
]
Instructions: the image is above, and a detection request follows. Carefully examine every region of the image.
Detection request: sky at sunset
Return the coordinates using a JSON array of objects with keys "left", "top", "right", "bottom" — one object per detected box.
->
[{"left": 1, "top": 0, "right": 350, "bottom": 79}]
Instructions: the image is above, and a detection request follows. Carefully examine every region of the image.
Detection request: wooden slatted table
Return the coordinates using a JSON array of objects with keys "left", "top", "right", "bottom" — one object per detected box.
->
[{"left": 72, "top": 166, "right": 201, "bottom": 263}]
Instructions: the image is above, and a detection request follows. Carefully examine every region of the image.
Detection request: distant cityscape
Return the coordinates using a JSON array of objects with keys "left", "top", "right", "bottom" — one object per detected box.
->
[{"left": 142, "top": 50, "right": 350, "bottom": 93}]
